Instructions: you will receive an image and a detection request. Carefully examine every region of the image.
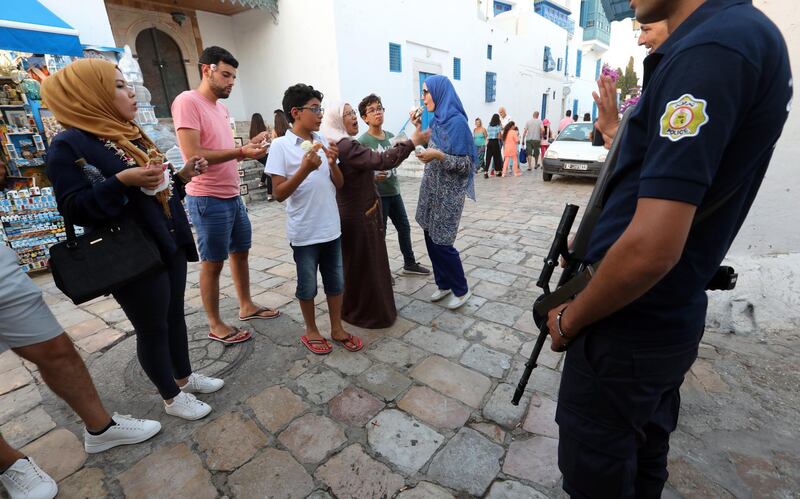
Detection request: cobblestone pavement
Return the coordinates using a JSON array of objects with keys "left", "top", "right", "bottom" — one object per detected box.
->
[{"left": 2, "top": 167, "right": 798, "bottom": 498}]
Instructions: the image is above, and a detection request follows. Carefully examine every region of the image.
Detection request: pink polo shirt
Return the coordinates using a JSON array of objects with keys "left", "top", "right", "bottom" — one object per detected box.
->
[
  {"left": 558, "top": 117, "right": 574, "bottom": 133},
  {"left": 171, "top": 90, "right": 239, "bottom": 198}
]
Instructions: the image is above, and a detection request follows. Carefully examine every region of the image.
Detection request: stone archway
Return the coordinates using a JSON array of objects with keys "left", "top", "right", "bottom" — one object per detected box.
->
[{"left": 135, "top": 28, "right": 190, "bottom": 118}]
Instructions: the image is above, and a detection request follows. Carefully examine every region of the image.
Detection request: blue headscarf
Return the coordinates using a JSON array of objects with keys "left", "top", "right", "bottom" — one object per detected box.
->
[{"left": 426, "top": 75, "right": 478, "bottom": 201}]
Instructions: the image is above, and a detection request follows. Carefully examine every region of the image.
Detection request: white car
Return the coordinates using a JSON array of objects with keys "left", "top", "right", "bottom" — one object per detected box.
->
[{"left": 542, "top": 123, "right": 607, "bottom": 181}]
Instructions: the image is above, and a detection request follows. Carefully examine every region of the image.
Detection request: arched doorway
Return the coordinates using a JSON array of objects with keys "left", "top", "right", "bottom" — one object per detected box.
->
[{"left": 135, "top": 28, "right": 189, "bottom": 118}]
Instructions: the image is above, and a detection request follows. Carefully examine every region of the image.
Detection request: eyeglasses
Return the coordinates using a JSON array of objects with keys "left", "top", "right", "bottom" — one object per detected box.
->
[
  {"left": 422, "top": 89, "right": 429, "bottom": 97},
  {"left": 366, "top": 106, "right": 385, "bottom": 115},
  {"left": 297, "top": 106, "right": 324, "bottom": 116},
  {"left": 343, "top": 109, "right": 357, "bottom": 117}
]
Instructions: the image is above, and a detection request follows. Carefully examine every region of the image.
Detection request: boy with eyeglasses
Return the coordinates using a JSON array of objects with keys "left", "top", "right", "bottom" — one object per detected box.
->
[
  {"left": 357, "top": 93, "right": 430, "bottom": 276},
  {"left": 265, "top": 84, "right": 364, "bottom": 355}
]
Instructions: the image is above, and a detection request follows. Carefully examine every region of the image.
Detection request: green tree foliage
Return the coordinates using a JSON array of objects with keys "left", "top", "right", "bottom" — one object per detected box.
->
[{"left": 616, "top": 56, "right": 640, "bottom": 99}]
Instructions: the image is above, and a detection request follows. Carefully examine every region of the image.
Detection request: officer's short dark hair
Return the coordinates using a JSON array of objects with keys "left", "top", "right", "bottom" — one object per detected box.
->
[
  {"left": 283, "top": 84, "right": 324, "bottom": 123},
  {"left": 358, "top": 94, "right": 382, "bottom": 118},
  {"left": 566, "top": 110, "right": 572, "bottom": 117},
  {"left": 199, "top": 46, "right": 239, "bottom": 70}
]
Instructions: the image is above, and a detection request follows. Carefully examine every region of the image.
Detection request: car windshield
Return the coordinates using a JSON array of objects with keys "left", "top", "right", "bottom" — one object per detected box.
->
[{"left": 557, "top": 123, "right": 593, "bottom": 142}]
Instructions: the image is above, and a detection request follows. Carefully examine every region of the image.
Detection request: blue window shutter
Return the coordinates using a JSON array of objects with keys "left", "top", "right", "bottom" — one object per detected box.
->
[
  {"left": 453, "top": 57, "right": 461, "bottom": 80},
  {"left": 579, "top": 0, "right": 588, "bottom": 27},
  {"left": 389, "top": 43, "right": 402, "bottom": 72},
  {"left": 544, "top": 46, "right": 555, "bottom": 72},
  {"left": 592, "top": 101, "right": 598, "bottom": 120},
  {"left": 494, "top": 1, "right": 512, "bottom": 15},
  {"left": 564, "top": 47, "right": 569, "bottom": 75},
  {"left": 485, "top": 72, "right": 497, "bottom": 102},
  {"left": 487, "top": 44, "right": 493, "bottom": 60},
  {"left": 595, "top": 59, "right": 602, "bottom": 79},
  {"left": 572, "top": 99, "right": 579, "bottom": 117},
  {"left": 576, "top": 50, "right": 582, "bottom": 77},
  {"left": 557, "top": 58, "right": 563, "bottom": 72}
]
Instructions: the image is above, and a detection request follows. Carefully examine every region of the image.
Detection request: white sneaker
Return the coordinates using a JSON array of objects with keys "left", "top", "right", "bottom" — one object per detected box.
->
[
  {"left": 180, "top": 373, "right": 224, "bottom": 394},
  {"left": 84, "top": 413, "right": 161, "bottom": 454},
  {"left": 0, "top": 458, "right": 57, "bottom": 499},
  {"left": 164, "top": 392, "right": 212, "bottom": 421},
  {"left": 445, "top": 290, "right": 472, "bottom": 310},
  {"left": 430, "top": 289, "right": 452, "bottom": 302}
]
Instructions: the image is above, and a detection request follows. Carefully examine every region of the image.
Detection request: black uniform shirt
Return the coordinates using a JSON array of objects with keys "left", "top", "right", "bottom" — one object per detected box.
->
[{"left": 585, "top": 0, "right": 792, "bottom": 345}]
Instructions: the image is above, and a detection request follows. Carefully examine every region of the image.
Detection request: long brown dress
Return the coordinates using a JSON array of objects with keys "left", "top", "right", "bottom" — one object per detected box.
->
[{"left": 336, "top": 137, "right": 415, "bottom": 328}]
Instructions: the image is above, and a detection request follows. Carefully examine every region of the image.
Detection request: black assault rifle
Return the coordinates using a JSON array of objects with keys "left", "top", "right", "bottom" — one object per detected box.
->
[{"left": 511, "top": 109, "right": 738, "bottom": 405}]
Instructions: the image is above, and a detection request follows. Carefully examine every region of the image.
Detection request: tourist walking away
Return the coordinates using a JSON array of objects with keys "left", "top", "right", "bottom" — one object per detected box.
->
[
  {"left": 43, "top": 59, "right": 226, "bottom": 422},
  {"left": 541, "top": 119, "right": 554, "bottom": 159},
  {"left": 486, "top": 113, "right": 503, "bottom": 177},
  {"left": 473, "top": 117, "right": 488, "bottom": 175},
  {"left": 501, "top": 121, "right": 521, "bottom": 177},
  {"left": 266, "top": 83, "right": 364, "bottom": 354},
  {"left": 323, "top": 101, "right": 428, "bottom": 328},
  {"left": 250, "top": 112, "right": 273, "bottom": 199},
  {"left": 547, "top": 0, "right": 791, "bottom": 497},
  {"left": 523, "top": 111, "right": 543, "bottom": 170},
  {"left": 0, "top": 247, "right": 161, "bottom": 499},
  {"left": 558, "top": 110, "right": 573, "bottom": 133},
  {"left": 357, "top": 93, "right": 430, "bottom": 276},
  {"left": 258, "top": 109, "right": 291, "bottom": 201},
  {"left": 173, "top": 46, "right": 279, "bottom": 346},
  {"left": 498, "top": 106, "right": 513, "bottom": 127},
  {"left": 414, "top": 75, "right": 476, "bottom": 310}
]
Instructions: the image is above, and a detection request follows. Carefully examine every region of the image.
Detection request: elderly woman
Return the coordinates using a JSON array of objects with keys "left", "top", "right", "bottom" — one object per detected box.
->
[
  {"left": 321, "top": 101, "right": 427, "bottom": 328},
  {"left": 42, "top": 59, "right": 222, "bottom": 421},
  {"left": 414, "top": 75, "right": 477, "bottom": 310}
]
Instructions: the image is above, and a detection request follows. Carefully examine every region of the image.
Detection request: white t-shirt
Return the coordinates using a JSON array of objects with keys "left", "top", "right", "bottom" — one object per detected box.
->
[{"left": 264, "top": 130, "right": 341, "bottom": 246}]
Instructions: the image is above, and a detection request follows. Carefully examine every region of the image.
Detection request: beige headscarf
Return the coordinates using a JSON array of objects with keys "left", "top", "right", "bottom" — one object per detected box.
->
[
  {"left": 320, "top": 100, "right": 352, "bottom": 143},
  {"left": 41, "top": 59, "right": 170, "bottom": 215}
]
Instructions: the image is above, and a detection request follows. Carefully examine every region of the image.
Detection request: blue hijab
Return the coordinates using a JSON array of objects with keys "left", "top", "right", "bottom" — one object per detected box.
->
[{"left": 426, "top": 75, "right": 478, "bottom": 201}]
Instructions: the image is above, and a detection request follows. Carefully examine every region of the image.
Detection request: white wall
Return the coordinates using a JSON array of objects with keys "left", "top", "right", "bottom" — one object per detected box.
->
[
  {"left": 39, "top": 0, "right": 115, "bottom": 48},
  {"left": 228, "top": 0, "right": 341, "bottom": 123},
  {"left": 195, "top": 11, "right": 248, "bottom": 121}
]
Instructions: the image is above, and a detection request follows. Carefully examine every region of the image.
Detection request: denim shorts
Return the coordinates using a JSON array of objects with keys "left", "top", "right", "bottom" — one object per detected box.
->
[
  {"left": 291, "top": 238, "right": 344, "bottom": 300},
  {"left": 186, "top": 195, "right": 252, "bottom": 262}
]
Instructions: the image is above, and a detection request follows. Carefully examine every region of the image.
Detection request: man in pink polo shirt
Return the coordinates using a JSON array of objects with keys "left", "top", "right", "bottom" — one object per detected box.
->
[
  {"left": 172, "top": 46, "right": 277, "bottom": 345},
  {"left": 558, "top": 110, "right": 574, "bottom": 134}
]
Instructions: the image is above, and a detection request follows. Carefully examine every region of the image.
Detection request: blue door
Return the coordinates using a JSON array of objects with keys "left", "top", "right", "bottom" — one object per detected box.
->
[
  {"left": 541, "top": 93, "right": 548, "bottom": 122},
  {"left": 419, "top": 72, "right": 436, "bottom": 130}
]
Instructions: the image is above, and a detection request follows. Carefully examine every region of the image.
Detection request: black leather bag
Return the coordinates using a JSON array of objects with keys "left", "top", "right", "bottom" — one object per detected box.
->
[{"left": 49, "top": 216, "right": 163, "bottom": 304}]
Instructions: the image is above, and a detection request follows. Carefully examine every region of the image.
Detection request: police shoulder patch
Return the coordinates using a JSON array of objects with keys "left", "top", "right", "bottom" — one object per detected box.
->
[{"left": 659, "top": 94, "right": 709, "bottom": 142}]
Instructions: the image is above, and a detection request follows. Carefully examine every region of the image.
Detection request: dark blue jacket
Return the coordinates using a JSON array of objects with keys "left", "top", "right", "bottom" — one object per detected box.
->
[{"left": 46, "top": 128, "right": 198, "bottom": 262}]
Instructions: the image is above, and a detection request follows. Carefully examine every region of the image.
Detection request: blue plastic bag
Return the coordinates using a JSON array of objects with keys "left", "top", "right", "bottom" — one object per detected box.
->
[{"left": 519, "top": 146, "right": 527, "bottom": 164}]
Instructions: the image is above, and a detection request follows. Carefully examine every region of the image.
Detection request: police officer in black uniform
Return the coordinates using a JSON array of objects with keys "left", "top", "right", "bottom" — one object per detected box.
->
[{"left": 545, "top": 0, "right": 792, "bottom": 497}]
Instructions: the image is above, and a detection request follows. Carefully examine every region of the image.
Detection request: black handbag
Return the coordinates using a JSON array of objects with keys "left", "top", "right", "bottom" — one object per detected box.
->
[{"left": 49, "top": 216, "right": 164, "bottom": 304}]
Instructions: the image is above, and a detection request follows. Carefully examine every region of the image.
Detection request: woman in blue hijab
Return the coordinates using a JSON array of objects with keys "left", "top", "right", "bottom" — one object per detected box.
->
[{"left": 414, "top": 75, "right": 476, "bottom": 310}]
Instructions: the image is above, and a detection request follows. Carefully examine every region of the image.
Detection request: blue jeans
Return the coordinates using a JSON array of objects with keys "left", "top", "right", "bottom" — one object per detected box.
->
[
  {"left": 424, "top": 231, "right": 468, "bottom": 296},
  {"left": 291, "top": 238, "right": 344, "bottom": 300},
  {"left": 381, "top": 194, "right": 416, "bottom": 266},
  {"left": 185, "top": 195, "right": 251, "bottom": 262}
]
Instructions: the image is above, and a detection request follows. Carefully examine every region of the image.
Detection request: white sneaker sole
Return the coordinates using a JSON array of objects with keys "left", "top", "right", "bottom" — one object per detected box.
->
[
  {"left": 165, "top": 404, "right": 212, "bottom": 421},
  {"left": 84, "top": 424, "right": 162, "bottom": 454},
  {"left": 446, "top": 290, "right": 472, "bottom": 310},
  {"left": 430, "top": 290, "right": 452, "bottom": 302},
  {"left": 181, "top": 380, "right": 225, "bottom": 394}
]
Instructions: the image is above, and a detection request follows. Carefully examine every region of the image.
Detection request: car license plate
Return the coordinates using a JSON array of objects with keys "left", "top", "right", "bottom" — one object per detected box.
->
[{"left": 563, "top": 162, "right": 588, "bottom": 171}]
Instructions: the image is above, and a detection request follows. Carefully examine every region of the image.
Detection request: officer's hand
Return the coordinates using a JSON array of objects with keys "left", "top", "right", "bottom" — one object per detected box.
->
[
  {"left": 592, "top": 75, "right": 620, "bottom": 141},
  {"left": 547, "top": 303, "right": 575, "bottom": 352}
]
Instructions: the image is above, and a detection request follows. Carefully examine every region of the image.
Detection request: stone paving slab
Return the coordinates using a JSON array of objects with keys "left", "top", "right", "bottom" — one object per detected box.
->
[
  {"left": 486, "top": 480, "right": 550, "bottom": 499},
  {"left": 328, "top": 386, "right": 385, "bottom": 426},
  {"left": 193, "top": 412, "right": 268, "bottom": 471},
  {"left": 227, "top": 448, "right": 314, "bottom": 499},
  {"left": 0, "top": 406, "right": 56, "bottom": 449},
  {"left": 118, "top": 443, "right": 217, "bottom": 499},
  {"left": 410, "top": 355, "right": 491, "bottom": 408},
  {"left": 246, "top": 385, "right": 309, "bottom": 433},
  {"left": 503, "top": 436, "right": 561, "bottom": 488},
  {"left": 427, "top": 427, "right": 505, "bottom": 496},
  {"left": 314, "top": 444, "right": 405, "bottom": 499},
  {"left": 277, "top": 413, "right": 346, "bottom": 464},
  {"left": 396, "top": 481, "right": 456, "bottom": 498},
  {"left": 367, "top": 409, "right": 444, "bottom": 474},
  {"left": 404, "top": 325, "right": 469, "bottom": 358},
  {"left": 21, "top": 429, "right": 86, "bottom": 482},
  {"left": 397, "top": 385, "right": 471, "bottom": 430},
  {"left": 356, "top": 364, "right": 413, "bottom": 402}
]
